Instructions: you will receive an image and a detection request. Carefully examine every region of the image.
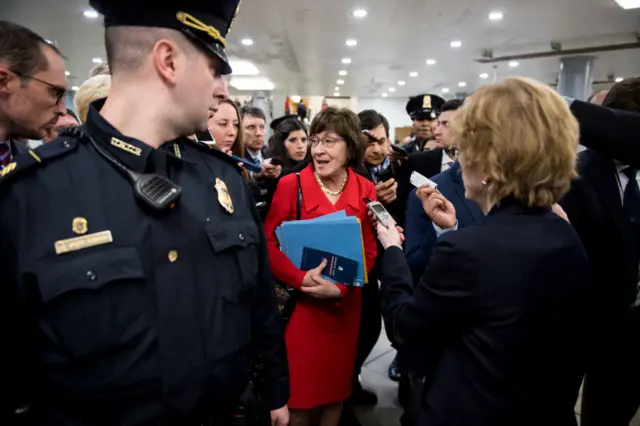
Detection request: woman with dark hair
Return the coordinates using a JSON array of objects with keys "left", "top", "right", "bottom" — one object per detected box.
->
[
  {"left": 264, "top": 107, "right": 378, "bottom": 426},
  {"left": 267, "top": 117, "right": 310, "bottom": 176}
]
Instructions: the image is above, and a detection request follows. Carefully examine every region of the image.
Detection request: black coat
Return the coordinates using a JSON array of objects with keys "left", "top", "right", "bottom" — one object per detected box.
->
[{"left": 380, "top": 198, "right": 592, "bottom": 426}]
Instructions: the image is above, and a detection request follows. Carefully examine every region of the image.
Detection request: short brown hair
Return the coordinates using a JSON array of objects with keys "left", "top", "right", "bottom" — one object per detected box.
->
[
  {"left": 215, "top": 99, "right": 249, "bottom": 181},
  {"left": 452, "top": 77, "right": 579, "bottom": 207},
  {"left": 0, "top": 20, "right": 63, "bottom": 78},
  {"left": 602, "top": 77, "right": 640, "bottom": 114},
  {"left": 310, "top": 107, "right": 364, "bottom": 168}
]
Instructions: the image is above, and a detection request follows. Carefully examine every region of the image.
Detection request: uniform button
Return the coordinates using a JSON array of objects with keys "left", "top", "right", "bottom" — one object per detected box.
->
[
  {"left": 62, "top": 141, "right": 70, "bottom": 148},
  {"left": 168, "top": 250, "right": 179, "bottom": 263},
  {"left": 238, "top": 233, "right": 245, "bottom": 241},
  {"left": 206, "top": 218, "right": 210, "bottom": 222},
  {"left": 86, "top": 270, "right": 96, "bottom": 281}
]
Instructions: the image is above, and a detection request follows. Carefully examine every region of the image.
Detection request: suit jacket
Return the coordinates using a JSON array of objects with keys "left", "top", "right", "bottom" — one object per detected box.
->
[
  {"left": 381, "top": 198, "right": 592, "bottom": 426},
  {"left": 395, "top": 149, "right": 443, "bottom": 226},
  {"left": 560, "top": 150, "right": 639, "bottom": 328},
  {"left": 404, "top": 162, "right": 483, "bottom": 282}
]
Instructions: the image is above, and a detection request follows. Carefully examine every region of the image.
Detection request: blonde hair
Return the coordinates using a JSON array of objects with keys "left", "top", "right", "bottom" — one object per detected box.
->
[
  {"left": 452, "top": 77, "right": 579, "bottom": 207},
  {"left": 74, "top": 74, "right": 111, "bottom": 123}
]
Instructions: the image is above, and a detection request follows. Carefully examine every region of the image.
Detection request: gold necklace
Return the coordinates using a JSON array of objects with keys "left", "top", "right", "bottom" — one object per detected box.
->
[{"left": 315, "top": 172, "right": 348, "bottom": 196}]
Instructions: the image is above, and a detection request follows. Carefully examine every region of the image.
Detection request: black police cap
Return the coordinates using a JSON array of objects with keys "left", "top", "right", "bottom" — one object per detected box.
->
[
  {"left": 270, "top": 114, "right": 299, "bottom": 131},
  {"left": 406, "top": 94, "right": 446, "bottom": 121},
  {"left": 89, "top": 0, "right": 241, "bottom": 75}
]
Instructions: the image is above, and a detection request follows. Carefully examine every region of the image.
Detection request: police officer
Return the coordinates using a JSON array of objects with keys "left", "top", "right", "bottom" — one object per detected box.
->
[
  {"left": 403, "top": 94, "right": 445, "bottom": 153},
  {"left": 0, "top": 1, "right": 289, "bottom": 426}
]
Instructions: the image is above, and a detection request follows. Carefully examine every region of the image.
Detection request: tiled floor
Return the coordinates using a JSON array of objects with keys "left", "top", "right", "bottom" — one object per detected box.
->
[{"left": 355, "top": 328, "right": 640, "bottom": 426}]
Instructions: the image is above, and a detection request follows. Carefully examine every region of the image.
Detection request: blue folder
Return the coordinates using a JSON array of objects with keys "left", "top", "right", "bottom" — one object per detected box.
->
[{"left": 276, "top": 212, "right": 368, "bottom": 286}]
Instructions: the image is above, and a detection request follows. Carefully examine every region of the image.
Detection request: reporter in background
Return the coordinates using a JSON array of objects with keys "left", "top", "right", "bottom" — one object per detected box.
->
[
  {"left": 74, "top": 74, "right": 111, "bottom": 122},
  {"left": 42, "top": 108, "right": 79, "bottom": 143},
  {"left": 264, "top": 107, "right": 377, "bottom": 426},
  {"left": 267, "top": 116, "right": 309, "bottom": 176},
  {"left": 376, "top": 77, "right": 592, "bottom": 426}
]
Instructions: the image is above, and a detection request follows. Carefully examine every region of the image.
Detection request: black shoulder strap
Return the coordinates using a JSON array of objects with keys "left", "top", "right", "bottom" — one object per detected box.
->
[
  {"left": 190, "top": 139, "right": 243, "bottom": 172},
  {"left": 0, "top": 136, "right": 79, "bottom": 187},
  {"left": 296, "top": 172, "right": 302, "bottom": 221}
]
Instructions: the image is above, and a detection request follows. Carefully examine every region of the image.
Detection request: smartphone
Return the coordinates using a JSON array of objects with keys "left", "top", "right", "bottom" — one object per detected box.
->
[
  {"left": 231, "top": 154, "right": 263, "bottom": 173},
  {"left": 375, "top": 167, "right": 394, "bottom": 183},
  {"left": 390, "top": 144, "right": 408, "bottom": 157},
  {"left": 269, "top": 157, "right": 283, "bottom": 166},
  {"left": 366, "top": 200, "right": 392, "bottom": 227}
]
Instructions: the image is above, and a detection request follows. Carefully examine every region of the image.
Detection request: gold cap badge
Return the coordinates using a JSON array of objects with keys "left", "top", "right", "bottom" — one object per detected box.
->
[
  {"left": 72, "top": 217, "right": 88, "bottom": 235},
  {"left": 422, "top": 95, "right": 432, "bottom": 109},
  {"left": 215, "top": 178, "right": 234, "bottom": 214}
]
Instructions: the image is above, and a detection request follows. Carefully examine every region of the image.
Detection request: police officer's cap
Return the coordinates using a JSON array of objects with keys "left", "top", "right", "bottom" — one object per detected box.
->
[
  {"left": 406, "top": 94, "right": 446, "bottom": 121},
  {"left": 89, "top": 0, "right": 241, "bottom": 75},
  {"left": 270, "top": 114, "right": 299, "bottom": 131}
]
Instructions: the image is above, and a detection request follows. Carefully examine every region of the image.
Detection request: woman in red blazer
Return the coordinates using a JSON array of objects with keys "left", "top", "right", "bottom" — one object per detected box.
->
[{"left": 264, "top": 107, "right": 378, "bottom": 426}]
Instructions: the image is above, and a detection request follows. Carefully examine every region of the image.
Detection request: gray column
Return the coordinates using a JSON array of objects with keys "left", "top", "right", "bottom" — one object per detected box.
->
[{"left": 557, "top": 56, "right": 595, "bottom": 101}]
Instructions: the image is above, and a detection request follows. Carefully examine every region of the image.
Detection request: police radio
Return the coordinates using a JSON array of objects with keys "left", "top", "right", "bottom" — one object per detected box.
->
[{"left": 63, "top": 128, "right": 183, "bottom": 211}]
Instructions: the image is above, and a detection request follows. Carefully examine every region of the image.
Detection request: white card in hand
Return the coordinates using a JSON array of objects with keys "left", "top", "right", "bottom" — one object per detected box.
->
[{"left": 410, "top": 171, "right": 438, "bottom": 189}]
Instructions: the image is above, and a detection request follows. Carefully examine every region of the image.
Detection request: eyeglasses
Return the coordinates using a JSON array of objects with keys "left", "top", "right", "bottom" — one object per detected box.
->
[
  {"left": 11, "top": 70, "right": 67, "bottom": 105},
  {"left": 309, "top": 136, "right": 343, "bottom": 148}
]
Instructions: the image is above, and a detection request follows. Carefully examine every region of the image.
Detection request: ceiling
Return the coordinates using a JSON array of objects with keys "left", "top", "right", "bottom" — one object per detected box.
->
[{"left": 1, "top": 0, "right": 639, "bottom": 98}]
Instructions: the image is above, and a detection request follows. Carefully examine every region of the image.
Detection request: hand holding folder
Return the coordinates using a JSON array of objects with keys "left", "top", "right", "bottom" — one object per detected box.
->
[{"left": 276, "top": 210, "right": 368, "bottom": 286}]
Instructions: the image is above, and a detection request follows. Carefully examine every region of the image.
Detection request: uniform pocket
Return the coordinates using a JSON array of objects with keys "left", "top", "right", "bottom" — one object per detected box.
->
[{"left": 36, "top": 246, "right": 145, "bottom": 359}]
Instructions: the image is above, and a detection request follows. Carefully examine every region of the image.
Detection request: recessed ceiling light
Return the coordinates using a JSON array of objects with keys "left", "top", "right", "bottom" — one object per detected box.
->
[
  {"left": 409, "top": 71, "right": 418, "bottom": 77},
  {"left": 334, "top": 92, "right": 341, "bottom": 96},
  {"left": 353, "top": 9, "right": 368, "bottom": 18},
  {"left": 382, "top": 93, "right": 388, "bottom": 98},
  {"left": 337, "top": 79, "right": 345, "bottom": 85},
  {"left": 426, "top": 59, "right": 436, "bottom": 65},
  {"left": 389, "top": 87, "right": 396, "bottom": 92},
  {"left": 615, "top": 77, "right": 624, "bottom": 82},
  {"left": 65, "top": 71, "right": 70, "bottom": 76},
  {"left": 450, "top": 40, "right": 462, "bottom": 48},
  {"left": 458, "top": 82, "right": 467, "bottom": 87},
  {"left": 228, "top": 59, "right": 260, "bottom": 75},
  {"left": 92, "top": 58, "right": 103, "bottom": 64},
  {"left": 398, "top": 80, "right": 406, "bottom": 86},
  {"left": 71, "top": 86, "right": 79, "bottom": 91},
  {"left": 339, "top": 70, "right": 348, "bottom": 76},
  {"left": 479, "top": 73, "right": 489, "bottom": 79},
  {"left": 341, "top": 58, "right": 352, "bottom": 64},
  {"left": 614, "top": 0, "right": 640, "bottom": 9},
  {"left": 229, "top": 77, "right": 275, "bottom": 91},
  {"left": 241, "top": 38, "right": 254, "bottom": 46},
  {"left": 83, "top": 9, "right": 99, "bottom": 19},
  {"left": 442, "top": 88, "right": 450, "bottom": 93},
  {"left": 488, "top": 11, "right": 504, "bottom": 20},
  {"left": 346, "top": 39, "right": 358, "bottom": 47},
  {"left": 335, "top": 86, "right": 340, "bottom": 91},
  {"left": 509, "top": 61, "right": 519, "bottom": 67}
]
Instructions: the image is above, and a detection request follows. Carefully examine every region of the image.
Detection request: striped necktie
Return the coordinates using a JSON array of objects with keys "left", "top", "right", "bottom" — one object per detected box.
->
[{"left": 0, "top": 143, "right": 11, "bottom": 169}]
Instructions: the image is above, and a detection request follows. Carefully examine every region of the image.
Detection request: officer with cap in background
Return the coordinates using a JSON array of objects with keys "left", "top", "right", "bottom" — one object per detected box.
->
[
  {"left": 0, "top": 1, "right": 289, "bottom": 425},
  {"left": 403, "top": 94, "right": 445, "bottom": 153}
]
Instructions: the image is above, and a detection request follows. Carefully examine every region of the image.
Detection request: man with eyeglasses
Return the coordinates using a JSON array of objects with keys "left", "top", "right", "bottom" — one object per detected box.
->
[{"left": 0, "top": 21, "right": 67, "bottom": 164}]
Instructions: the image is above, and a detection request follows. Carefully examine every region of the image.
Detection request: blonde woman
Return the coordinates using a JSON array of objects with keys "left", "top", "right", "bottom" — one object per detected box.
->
[
  {"left": 377, "top": 77, "right": 591, "bottom": 426},
  {"left": 74, "top": 74, "right": 111, "bottom": 122}
]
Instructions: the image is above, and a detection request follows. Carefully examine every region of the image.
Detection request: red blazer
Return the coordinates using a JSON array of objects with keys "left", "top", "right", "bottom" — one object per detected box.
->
[{"left": 265, "top": 164, "right": 378, "bottom": 291}]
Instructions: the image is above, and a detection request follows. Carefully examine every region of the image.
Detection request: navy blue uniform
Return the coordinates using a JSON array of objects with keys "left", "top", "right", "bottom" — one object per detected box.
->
[{"left": 0, "top": 104, "right": 289, "bottom": 425}]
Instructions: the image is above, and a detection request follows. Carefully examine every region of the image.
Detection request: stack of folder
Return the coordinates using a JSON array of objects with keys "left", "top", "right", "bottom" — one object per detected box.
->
[{"left": 275, "top": 211, "right": 368, "bottom": 286}]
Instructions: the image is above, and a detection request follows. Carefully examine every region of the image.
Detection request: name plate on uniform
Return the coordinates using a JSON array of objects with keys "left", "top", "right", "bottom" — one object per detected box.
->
[{"left": 55, "top": 230, "right": 113, "bottom": 255}]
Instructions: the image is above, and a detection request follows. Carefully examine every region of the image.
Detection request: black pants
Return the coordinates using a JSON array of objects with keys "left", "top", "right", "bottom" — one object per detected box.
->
[
  {"left": 580, "top": 311, "right": 640, "bottom": 426},
  {"left": 352, "top": 276, "right": 382, "bottom": 385},
  {"left": 398, "top": 373, "right": 424, "bottom": 426}
]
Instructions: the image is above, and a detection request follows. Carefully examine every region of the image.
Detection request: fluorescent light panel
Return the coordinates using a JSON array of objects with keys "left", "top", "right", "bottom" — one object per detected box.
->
[
  {"left": 615, "top": 0, "right": 640, "bottom": 9},
  {"left": 228, "top": 59, "right": 260, "bottom": 75},
  {"left": 229, "top": 77, "right": 274, "bottom": 91}
]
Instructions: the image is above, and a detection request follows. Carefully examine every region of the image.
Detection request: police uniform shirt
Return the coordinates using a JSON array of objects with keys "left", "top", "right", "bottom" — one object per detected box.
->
[{"left": 0, "top": 102, "right": 289, "bottom": 425}]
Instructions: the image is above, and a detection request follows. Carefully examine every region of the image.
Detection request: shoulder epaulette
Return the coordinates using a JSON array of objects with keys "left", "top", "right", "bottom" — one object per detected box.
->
[
  {"left": 189, "top": 139, "right": 242, "bottom": 172},
  {"left": 0, "top": 132, "right": 79, "bottom": 186}
]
